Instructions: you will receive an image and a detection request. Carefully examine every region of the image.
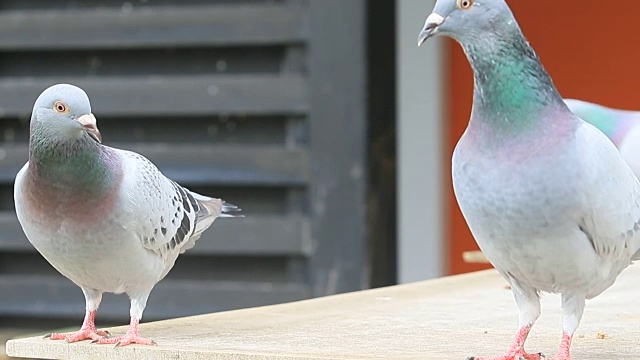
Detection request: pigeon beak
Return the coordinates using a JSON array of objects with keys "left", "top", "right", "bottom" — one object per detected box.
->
[
  {"left": 417, "top": 13, "right": 445, "bottom": 46},
  {"left": 77, "top": 113, "right": 102, "bottom": 143}
]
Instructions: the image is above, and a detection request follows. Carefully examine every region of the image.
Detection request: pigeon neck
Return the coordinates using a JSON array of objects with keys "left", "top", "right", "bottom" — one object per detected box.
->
[
  {"left": 27, "top": 129, "right": 120, "bottom": 196},
  {"left": 462, "top": 27, "right": 570, "bottom": 135}
]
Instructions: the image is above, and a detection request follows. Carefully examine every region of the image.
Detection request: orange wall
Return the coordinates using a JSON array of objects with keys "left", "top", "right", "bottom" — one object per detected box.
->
[{"left": 446, "top": 1, "right": 640, "bottom": 274}]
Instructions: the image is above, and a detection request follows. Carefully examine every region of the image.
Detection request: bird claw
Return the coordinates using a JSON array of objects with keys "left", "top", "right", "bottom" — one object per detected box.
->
[
  {"left": 45, "top": 328, "right": 110, "bottom": 343},
  {"left": 466, "top": 353, "right": 543, "bottom": 360},
  {"left": 96, "top": 333, "right": 156, "bottom": 347},
  {"left": 112, "top": 340, "right": 156, "bottom": 348}
]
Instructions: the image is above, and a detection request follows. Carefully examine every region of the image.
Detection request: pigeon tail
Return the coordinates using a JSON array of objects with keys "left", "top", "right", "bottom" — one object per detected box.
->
[
  {"left": 175, "top": 194, "right": 243, "bottom": 255},
  {"left": 219, "top": 202, "right": 243, "bottom": 218},
  {"left": 190, "top": 194, "right": 243, "bottom": 224}
]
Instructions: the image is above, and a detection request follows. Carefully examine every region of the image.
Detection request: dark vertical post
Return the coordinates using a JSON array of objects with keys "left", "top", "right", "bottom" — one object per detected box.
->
[{"left": 307, "top": 0, "right": 369, "bottom": 295}]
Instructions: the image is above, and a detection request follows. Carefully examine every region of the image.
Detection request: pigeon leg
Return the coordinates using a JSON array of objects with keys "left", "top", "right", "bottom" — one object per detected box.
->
[
  {"left": 95, "top": 293, "right": 155, "bottom": 346},
  {"left": 46, "top": 289, "right": 109, "bottom": 342},
  {"left": 547, "top": 293, "right": 585, "bottom": 360},
  {"left": 469, "top": 282, "right": 542, "bottom": 360}
]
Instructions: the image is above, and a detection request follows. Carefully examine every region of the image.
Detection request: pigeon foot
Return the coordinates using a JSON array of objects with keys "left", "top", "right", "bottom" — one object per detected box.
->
[
  {"left": 45, "top": 328, "right": 110, "bottom": 343},
  {"left": 466, "top": 352, "right": 543, "bottom": 360},
  {"left": 468, "top": 325, "right": 542, "bottom": 360},
  {"left": 94, "top": 333, "right": 156, "bottom": 347},
  {"left": 93, "top": 316, "right": 155, "bottom": 347},
  {"left": 546, "top": 332, "right": 572, "bottom": 360},
  {"left": 44, "top": 309, "right": 109, "bottom": 343}
]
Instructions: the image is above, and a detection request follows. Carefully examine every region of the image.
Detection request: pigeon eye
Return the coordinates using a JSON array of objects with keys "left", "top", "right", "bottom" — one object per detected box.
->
[
  {"left": 54, "top": 101, "right": 69, "bottom": 113},
  {"left": 457, "top": 0, "right": 473, "bottom": 9}
]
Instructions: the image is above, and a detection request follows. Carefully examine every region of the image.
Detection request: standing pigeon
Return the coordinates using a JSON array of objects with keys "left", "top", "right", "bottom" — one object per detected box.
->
[
  {"left": 14, "top": 84, "right": 242, "bottom": 346},
  {"left": 564, "top": 99, "right": 640, "bottom": 178},
  {"left": 418, "top": 1, "right": 640, "bottom": 360}
]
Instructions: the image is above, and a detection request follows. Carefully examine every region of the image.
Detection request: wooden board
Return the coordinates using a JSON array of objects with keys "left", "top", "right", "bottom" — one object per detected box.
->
[{"left": 8, "top": 265, "right": 640, "bottom": 359}]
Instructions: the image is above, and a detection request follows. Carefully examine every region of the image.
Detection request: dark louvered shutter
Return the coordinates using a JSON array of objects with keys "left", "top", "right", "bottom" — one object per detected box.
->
[{"left": 0, "top": 0, "right": 367, "bottom": 323}]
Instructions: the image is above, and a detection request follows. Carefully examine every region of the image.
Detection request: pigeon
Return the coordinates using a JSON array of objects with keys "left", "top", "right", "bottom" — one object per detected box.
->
[
  {"left": 418, "top": 1, "right": 640, "bottom": 360},
  {"left": 564, "top": 99, "right": 640, "bottom": 178},
  {"left": 14, "top": 84, "right": 242, "bottom": 346}
]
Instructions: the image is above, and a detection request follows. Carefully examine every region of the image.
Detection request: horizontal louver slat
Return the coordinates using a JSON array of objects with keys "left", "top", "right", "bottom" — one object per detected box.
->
[
  {"left": 0, "top": 275, "right": 310, "bottom": 320},
  {"left": 0, "top": 213, "right": 311, "bottom": 256},
  {"left": 0, "top": 75, "right": 308, "bottom": 117},
  {"left": 0, "top": 4, "right": 307, "bottom": 50},
  {"left": 0, "top": 144, "right": 309, "bottom": 185}
]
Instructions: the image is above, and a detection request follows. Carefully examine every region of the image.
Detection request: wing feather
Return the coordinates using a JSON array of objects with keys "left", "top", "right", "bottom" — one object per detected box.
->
[
  {"left": 116, "top": 149, "right": 240, "bottom": 262},
  {"left": 576, "top": 121, "right": 640, "bottom": 261}
]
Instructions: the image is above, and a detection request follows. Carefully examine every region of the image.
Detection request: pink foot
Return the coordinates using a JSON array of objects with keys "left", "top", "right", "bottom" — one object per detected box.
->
[
  {"left": 44, "top": 310, "right": 109, "bottom": 343},
  {"left": 95, "top": 333, "right": 156, "bottom": 347},
  {"left": 467, "top": 351, "right": 542, "bottom": 360},
  {"left": 468, "top": 325, "right": 542, "bottom": 360},
  {"left": 94, "top": 317, "right": 156, "bottom": 347},
  {"left": 46, "top": 328, "right": 110, "bottom": 343},
  {"left": 547, "top": 332, "right": 572, "bottom": 360}
]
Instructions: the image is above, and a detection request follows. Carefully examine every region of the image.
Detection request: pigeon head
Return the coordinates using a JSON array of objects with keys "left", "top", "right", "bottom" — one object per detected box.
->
[
  {"left": 417, "top": 0, "right": 514, "bottom": 46},
  {"left": 416, "top": 0, "right": 567, "bottom": 133},
  {"left": 31, "top": 84, "right": 102, "bottom": 144}
]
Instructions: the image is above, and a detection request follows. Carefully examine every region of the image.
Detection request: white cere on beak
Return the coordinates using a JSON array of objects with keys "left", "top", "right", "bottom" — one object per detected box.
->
[
  {"left": 425, "top": 13, "right": 445, "bottom": 27},
  {"left": 417, "top": 13, "right": 445, "bottom": 46}
]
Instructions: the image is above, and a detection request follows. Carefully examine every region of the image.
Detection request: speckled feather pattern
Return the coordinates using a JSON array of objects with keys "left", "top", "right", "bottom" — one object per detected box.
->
[
  {"left": 14, "top": 84, "right": 240, "bottom": 340},
  {"left": 16, "top": 143, "right": 230, "bottom": 298}
]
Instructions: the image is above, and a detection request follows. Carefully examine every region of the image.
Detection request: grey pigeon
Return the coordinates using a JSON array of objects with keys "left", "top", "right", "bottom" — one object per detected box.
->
[
  {"left": 14, "top": 84, "right": 242, "bottom": 346},
  {"left": 418, "top": 1, "right": 640, "bottom": 359},
  {"left": 564, "top": 99, "right": 640, "bottom": 178}
]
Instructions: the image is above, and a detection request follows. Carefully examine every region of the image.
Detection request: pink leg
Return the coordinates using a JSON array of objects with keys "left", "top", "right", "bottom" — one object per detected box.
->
[
  {"left": 94, "top": 317, "right": 156, "bottom": 347},
  {"left": 547, "top": 332, "right": 572, "bottom": 360},
  {"left": 468, "top": 325, "right": 543, "bottom": 360},
  {"left": 45, "top": 310, "right": 110, "bottom": 342}
]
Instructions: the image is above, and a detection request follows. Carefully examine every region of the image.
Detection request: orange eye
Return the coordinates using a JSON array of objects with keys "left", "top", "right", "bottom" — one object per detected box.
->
[
  {"left": 54, "top": 101, "right": 68, "bottom": 113},
  {"left": 457, "top": 0, "right": 473, "bottom": 10}
]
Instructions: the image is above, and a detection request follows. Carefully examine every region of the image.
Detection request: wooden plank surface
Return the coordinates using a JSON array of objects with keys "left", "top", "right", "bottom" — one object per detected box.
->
[
  {"left": 0, "top": 213, "right": 310, "bottom": 256},
  {"left": 0, "top": 75, "right": 308, "bottom": 117},
  {"left": 0, "top": 4, "right": 307, "bottom": 50},
  {"left": 0, "top": 144, "right": 309, "bottom": 185},
  {"left": 8, "top": 265, "right": 640, "bottom": 359}
]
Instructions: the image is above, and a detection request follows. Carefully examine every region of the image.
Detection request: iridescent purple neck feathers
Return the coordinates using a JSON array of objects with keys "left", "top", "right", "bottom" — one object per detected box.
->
[{"left": 25, "top": 128, "right": 123, "bottom": 220}]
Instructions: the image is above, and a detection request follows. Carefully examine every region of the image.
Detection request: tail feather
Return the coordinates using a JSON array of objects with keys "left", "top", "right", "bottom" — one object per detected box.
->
[
  {"left": 190, "top": 195, "right": 243, "bottom": 232},
  {"left": 177, "top": 195, "right": 243, "bottom": 254},
  {"left": 220, "top": 202, "right": 243, "bottom": 218}
]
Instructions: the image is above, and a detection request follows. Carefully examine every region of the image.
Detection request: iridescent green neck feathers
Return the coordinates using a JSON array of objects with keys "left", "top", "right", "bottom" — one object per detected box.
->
[{"left": 463, "top": 26, "right": 568, "bottom": 134}]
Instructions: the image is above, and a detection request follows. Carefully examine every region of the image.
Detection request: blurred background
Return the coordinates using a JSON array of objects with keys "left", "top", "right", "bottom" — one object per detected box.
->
[{"left": 0, "top": 0, "right": 639, "bottom": 346}]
